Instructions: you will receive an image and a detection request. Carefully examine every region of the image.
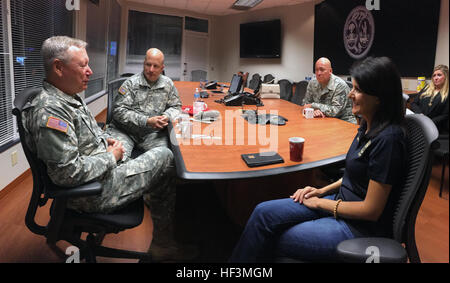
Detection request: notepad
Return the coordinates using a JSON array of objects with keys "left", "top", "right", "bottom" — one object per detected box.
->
[{"left": 241, "top": 152, "right": 284, "bottom": 168}]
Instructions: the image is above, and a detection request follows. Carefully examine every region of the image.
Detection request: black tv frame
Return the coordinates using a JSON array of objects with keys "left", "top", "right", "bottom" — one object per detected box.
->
[{"left": 240, "top": 19, "right": 281, "bottom": 59}]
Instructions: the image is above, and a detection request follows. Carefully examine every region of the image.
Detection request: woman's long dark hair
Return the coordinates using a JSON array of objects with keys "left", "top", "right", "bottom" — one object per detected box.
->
[{"left": 350, "top": 57, "right": 405, "bottom": 138}]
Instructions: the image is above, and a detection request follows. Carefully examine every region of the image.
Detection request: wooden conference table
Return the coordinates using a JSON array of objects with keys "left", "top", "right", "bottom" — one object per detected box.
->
[{"left": 170, "top": 81, "right": 359, "bottom": 181}]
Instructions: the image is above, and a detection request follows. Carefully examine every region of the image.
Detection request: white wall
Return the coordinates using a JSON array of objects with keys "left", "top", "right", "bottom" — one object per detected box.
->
[
  {"left": 435, "top": 0, "right": 449, "bottom": 67},
  {"left": 209, "top": 2, "right": 315, "bottom": 83},
  {"left": 0, "top": 144, "right": 29, "bottom": 191}
]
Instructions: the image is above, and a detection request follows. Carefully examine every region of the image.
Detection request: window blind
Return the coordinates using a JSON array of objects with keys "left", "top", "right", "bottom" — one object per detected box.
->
[
  {"left": 10, "top": 0, "right": 73, "bottom": 98},
  {"left": 0, "top": 0, "right": 73, "bottom": 149},
  {"left": 0, "top": 0, "right": 15, "bottom": 148},
  {"left": 106, "top": 0, "right": 121, "bottom": 83}
]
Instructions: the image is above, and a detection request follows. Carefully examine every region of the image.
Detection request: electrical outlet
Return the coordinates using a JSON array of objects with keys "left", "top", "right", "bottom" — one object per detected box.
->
[{"left": 11, "top": 151, "right": 18, "bottom": 166}]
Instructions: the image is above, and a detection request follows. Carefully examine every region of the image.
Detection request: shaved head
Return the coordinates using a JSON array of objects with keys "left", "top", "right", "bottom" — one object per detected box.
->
[
  {"left": 316, "top": 57, "right": 332, "bottom": 69},
  {"left": 315, "top": 57, "right": 333, "bottom": 87},
  {"left": 145, "top": 48, "right": 165, "bottom": 64},
  {"left": 143, "top": 48, "right": 165, "bottom": 82}
]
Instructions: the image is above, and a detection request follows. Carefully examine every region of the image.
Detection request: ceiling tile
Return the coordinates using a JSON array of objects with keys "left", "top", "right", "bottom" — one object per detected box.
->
[{"left": 127, "top": 0, "right": 315, "bottom": 16}]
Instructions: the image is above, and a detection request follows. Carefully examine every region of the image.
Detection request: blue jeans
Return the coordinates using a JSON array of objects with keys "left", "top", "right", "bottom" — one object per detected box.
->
[{"left": 229, "top": 195, "right": 355, "bottom": 262}]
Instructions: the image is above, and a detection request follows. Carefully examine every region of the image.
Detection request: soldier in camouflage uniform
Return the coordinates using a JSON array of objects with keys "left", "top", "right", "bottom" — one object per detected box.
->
[
  {"left": 303, "top": 58, "right": 357, "bottom": 124},
  {"left": 105, "top": 49, "right": 195, "bottom": 261},
  {"left": 22, "top": 36, "right": 187, "bottom": 261},
  {"left": 106, "top": 48, "right": 182, "bottom": 160}
]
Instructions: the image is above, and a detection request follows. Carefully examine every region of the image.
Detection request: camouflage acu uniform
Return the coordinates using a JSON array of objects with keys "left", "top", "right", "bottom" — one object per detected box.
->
[
  {"left": 106, "top": 73, "right": 182, "bottom": 160},
  {"left": 303, "top": 74, "right": 356, "bottom": 124},
  {"left": 22, "top": 81, "right": 174, "bottom": 225},
  {"left": 105, "top": 72, "right": 182, "bottom": 245}
]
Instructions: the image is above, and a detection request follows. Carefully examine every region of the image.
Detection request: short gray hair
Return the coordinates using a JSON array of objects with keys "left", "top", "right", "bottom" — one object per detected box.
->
[{"left": 41, "top": 36, "right": 87, "bottom": 75}]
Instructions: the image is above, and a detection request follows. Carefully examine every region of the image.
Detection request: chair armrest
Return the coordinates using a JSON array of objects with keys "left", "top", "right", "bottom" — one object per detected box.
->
[
  {"left": 336, "top": 237, "right": 407, "bottom": 263},
  {"left": 408, "top": 92, "right": 420, "bottom": 100},
  {"left": 47, "top": 181, "right": 103, "bottom": 199},
  {"left": 97, "top": 122, "right": 106, "bottom": 130}
]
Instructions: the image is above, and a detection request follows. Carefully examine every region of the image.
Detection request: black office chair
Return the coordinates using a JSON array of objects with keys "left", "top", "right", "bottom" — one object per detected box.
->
[
  {"left": 434, "top": 134, "right": 449, "bottom": 198},
  {"left": 291, "top": 80, "right": 308, "bottom": 106},
  {"left": 277, "top": 79, "right": 293, "bottom": 101},
  {"left": 337, "top": 114, "right": 439, "bottom": 263},
  {"left": 263, "top": 74, "right": 275, "bottom": 84},
  {"left": 97, "top": 74, "right": 135, "bottom": 130},
  {"left": 238, "top": 71, "right": 249, "bottom": 91},
  {"left": 106, "top": 77, "right": 129, "bottom": 126},
  {"left": 13, "top": 87, "right": 152, "bottom": 263},
  {"left": 345, "top": 80, "right": 353, "bottom": 89},
  {"left": 120, "top": 73, "right": 134, "bottom": 78},
  {"left": 248, "top": 74, "right": 262, "bottom": 91},
  {"left": 276, "top": 114, "right": 438, "bottom": 263}
]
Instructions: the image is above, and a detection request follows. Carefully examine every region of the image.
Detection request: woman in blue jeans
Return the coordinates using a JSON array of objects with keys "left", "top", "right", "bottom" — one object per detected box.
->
[{"left": 230, "top": 57, "right": 408, "bottom": 262}]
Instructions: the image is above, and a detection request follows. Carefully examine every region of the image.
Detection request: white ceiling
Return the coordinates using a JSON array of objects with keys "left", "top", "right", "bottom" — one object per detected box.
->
[{"left": 127, "top": 0, "right": 315, "bottom": 16}]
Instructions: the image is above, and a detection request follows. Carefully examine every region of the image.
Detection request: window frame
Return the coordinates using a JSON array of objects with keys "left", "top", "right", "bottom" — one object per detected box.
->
[
  {"left": 83, "top": 0, "right": 122, "bottom": 104},
  {"left": 119, "top": 3, "right": 211, "bottom": 82},
  {"left": 0, "top": 0, "right": 19, "bottom": 152},
  {"left": 0, "top": 0, "right": 123, "bottom": 153},
  {"left": 84, "top": 0, "right": 108, "bottom": 103}
]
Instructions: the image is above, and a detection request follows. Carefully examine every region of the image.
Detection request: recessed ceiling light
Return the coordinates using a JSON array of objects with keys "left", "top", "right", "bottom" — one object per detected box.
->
[{"left": 231, "top": 0, "right": 264, "bottom": 10}]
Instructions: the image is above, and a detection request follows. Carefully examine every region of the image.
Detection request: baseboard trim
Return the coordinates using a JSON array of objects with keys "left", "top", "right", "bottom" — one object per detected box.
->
[
  {"left": 0, "top": 169, "right": 31, "bottom": 200},
  {"left": 96, "top": 108, "right": 107, "bottom": 123}
]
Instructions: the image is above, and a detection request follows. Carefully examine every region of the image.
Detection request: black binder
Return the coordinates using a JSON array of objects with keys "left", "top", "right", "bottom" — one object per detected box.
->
[{"left": 241, "top": 152, "right": 284, "bottom": 168}]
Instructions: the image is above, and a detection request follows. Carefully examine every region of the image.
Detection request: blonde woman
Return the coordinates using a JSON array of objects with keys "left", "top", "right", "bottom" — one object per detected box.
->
[{"left": 410, "top": 65, "right": 449, "bottom": 134}]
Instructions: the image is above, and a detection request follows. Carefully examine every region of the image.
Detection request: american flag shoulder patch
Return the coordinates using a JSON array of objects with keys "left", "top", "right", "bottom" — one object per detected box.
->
[
  {"left": 46, "top": 117, "right": 69, "bottom": 133},
  {"left": 118, "top": 86, "right": 127, "bottom": 95}
]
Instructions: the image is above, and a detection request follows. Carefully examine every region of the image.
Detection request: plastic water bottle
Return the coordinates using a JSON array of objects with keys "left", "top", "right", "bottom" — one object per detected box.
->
[
  {"left": 193, "top": 88, "right": 202, "bottom": 115},
  {"left": 194, "top": 88, "right": 200, "bottom": 102}
]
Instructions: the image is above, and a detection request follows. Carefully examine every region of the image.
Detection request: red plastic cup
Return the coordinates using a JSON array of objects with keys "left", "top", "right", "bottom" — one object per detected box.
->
[{"left": 289, "top": 137, "right": 305, "bottom": 162}]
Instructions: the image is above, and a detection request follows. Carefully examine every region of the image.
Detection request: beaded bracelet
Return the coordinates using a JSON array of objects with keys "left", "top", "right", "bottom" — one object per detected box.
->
[{"left": 334, "top": 199, "right": 342, "bottom": 219}]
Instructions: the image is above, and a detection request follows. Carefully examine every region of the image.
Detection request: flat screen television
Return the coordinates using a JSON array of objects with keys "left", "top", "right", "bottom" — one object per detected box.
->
[{"left": 240, "top": 19, "right": 281, "bottom": 59}]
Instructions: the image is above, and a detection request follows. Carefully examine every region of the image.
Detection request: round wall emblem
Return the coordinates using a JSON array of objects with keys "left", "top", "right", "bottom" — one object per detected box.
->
[{"left": 343, "top": 6, "right": 375, "bottom": 59}]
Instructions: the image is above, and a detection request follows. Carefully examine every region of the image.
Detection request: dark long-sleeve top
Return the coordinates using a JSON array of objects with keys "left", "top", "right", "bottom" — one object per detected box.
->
[{"left": 410, "top": 88, "right": 449, "bottom": 134}]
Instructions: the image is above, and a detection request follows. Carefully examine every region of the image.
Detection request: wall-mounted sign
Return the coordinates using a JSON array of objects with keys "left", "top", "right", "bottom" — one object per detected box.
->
[{"left": 343, "top": 6, "right": 375, "bottom": 59}]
